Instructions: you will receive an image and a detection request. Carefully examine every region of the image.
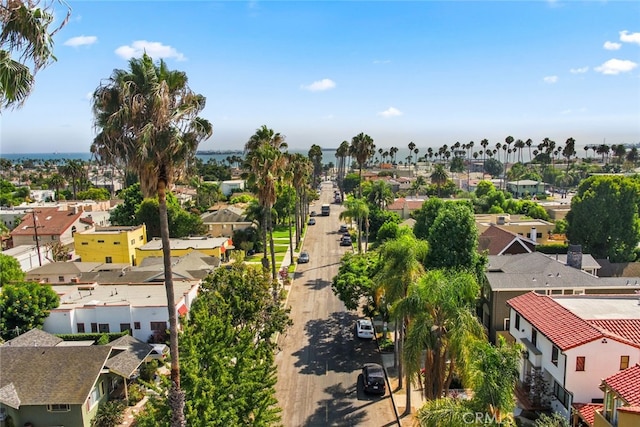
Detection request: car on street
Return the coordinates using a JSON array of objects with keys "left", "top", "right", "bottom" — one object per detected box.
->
[
  {"left": 356, "top": 319, "right": 374, "bottom": 339},
  {"left": 362, "top": 363, "right": 386, "bottom": 395},
  {"left": 298, "top": 251, "right": 310, "bottom": 263},
  {"left": 308, "top": 218, "right": 316, "bottom": 225},
  {"left": 339, "top": 225, "right": 348, "bottom": 233},
  {"left": 310, "top": 210, "right": 317, "bottom": 217},
  {"left": 340, "top": 235, "right": 352, "bottom": 246}
]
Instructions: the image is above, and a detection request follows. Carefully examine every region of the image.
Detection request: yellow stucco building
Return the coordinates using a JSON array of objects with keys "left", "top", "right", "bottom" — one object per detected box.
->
[{"left": 74, "top": 225, "right": 147, "bottom": 265}]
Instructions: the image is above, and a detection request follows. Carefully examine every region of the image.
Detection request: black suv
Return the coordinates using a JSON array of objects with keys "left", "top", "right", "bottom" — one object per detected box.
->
[{"left": 362, "top": 363, "right": 386, "bottom": 394}]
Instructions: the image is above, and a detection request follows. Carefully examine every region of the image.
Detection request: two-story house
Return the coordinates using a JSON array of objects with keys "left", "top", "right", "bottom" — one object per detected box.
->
[
  {"left": 507, "top": 292, "right": 640, "bottom": 420},
  {"left": 10, "top": 207, "right": 94, "bottom": 248},
  {"left": 482, "top": 251, "right": 640, "bottom": 343},
  {"left": 74, "top": 225, "right": 147, "bottom": 265},
  {"left": 200, "top": 206, "right": 253, "bottom": 238}
]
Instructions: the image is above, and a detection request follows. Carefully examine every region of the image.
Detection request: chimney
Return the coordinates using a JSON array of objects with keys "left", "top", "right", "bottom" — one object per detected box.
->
[
  {"left": 566, "top": 244, "right": 583, "bottom": 270},
  {"left": 530, "top": 227, "right": 537, "bottom": 243}
]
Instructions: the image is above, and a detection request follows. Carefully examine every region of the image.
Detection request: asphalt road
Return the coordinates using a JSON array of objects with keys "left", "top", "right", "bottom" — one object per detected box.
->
[{"left": 275, "top": 182, "right": 398, "bottom": 427}]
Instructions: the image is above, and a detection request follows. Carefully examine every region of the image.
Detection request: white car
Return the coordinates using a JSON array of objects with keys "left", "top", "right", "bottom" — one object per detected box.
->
[{"left": 356, "top": 319, "right": 374, "bottom": 339}]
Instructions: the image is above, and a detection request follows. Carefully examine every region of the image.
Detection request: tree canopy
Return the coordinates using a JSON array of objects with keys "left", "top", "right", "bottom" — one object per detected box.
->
[
  {"left": 0, "top": 253, "right": 24, "bottom": 286},
  {"left": 0, "top": 281, "right": 59, "bottom": 340}
]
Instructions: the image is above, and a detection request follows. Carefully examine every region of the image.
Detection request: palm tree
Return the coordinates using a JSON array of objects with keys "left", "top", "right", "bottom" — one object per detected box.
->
[
  {"left": 335, "top": 140, "right": 350, "bottom": 195},
  {"left": 408, "top": 141, "right": 416, "bottom": 169},
  {"left": 91, "top": 53, "right": 213, "bottom": 427},
  {"left": 289, "top": 153, "right": 312, "bottom": 248},
  {"left": 375, "top": 232, "right": 428, "bottom": 412},
  {"left": 243, "top": 125, "right": 288, "bottom": 280},
  {"left": 308, "top": 144, "right": 323, "bottom": 187},
  {"left": 0, "top": 0, "right": 70, "bottom": 109},
  {"left": 60, "top": 159, "right": 83, "bottom": 199},
  {"left": 47, "top": 172, "right": 64, "bottom": 199},
  {"left": 430, "top": 164, "right": 448, "bottom": 197},
  {"left": 366, "top": 179, "right": 393, "bottom": 209}
]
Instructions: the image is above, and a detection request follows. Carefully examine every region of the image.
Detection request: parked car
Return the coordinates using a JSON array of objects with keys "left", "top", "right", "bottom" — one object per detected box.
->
[
  {"left": 362, "top": 363, "right": 386, "bottom": 395},
  {"left": 298, "top": 251, "right": 310, "bottom": 263},
  {"left": 356, "top": 319, "right": 374, "bottom": 339},
  {"left": 310, "top": 210, "right": 317, "bottom": 217},
  {"left": 340, "top": 235, "right": 352, "bottom": 246},
  {"left": 146, "top": 343, "right": 169, "bottom": 361},
  {"left": 308, "top": 218, "right": 316, "bottom": 225},
  {"left": 339, "top": 224, "right": 348, "bottom": 233}
]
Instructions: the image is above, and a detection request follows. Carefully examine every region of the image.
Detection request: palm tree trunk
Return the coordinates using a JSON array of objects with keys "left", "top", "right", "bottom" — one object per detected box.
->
[
  {"left": 268, "top": 208, "right": 277, "bottom": 280},
  {"left": 261, "top": 211, "right": 269, "bottom": 273},
  {"left": 158, "top": 179, "right": 185, "bottom": 427},
  {"left": 288, "top": 206, "right": 294, "bottom": 265}
]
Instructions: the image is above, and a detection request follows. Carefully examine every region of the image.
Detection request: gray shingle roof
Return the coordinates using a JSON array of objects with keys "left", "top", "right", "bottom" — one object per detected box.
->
[
  {"left": 2, "top": 328, "right": 62, "bottom": 347},
  {"left": 105, "top": 335, "right": 153, "bottom": 378},
  {"left": 0, "top": 346, "right": 112, "bottom": 405}
]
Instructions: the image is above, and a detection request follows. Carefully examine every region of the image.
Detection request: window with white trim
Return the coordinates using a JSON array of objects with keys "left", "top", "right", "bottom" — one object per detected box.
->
[{"left": 47, "top": 404, "right": 70, "bottom": 412}]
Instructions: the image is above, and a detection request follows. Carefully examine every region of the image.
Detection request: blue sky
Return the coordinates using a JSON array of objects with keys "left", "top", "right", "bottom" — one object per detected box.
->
[{"left": 2, "top": 0, "right": 639, "bottom": 154}]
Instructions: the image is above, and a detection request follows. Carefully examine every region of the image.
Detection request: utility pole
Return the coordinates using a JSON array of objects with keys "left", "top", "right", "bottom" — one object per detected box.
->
[{"left": 27, "top": 209, "right": 44, "bottom": 266}]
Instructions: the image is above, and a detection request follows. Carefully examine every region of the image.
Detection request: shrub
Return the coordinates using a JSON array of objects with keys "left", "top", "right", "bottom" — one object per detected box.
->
[
  {"left": 140, "top": 360, "right": 158, "bottom": 382},
  {"left": 91, "top": 400, "right": 126, "bottom": 427},
  {"left": 128, "top": 383, "right": 145, "bottom": 406}
]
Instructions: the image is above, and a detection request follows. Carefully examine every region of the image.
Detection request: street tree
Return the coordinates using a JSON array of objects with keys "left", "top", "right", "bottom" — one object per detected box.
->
[
  {"left": 331, "top": 251, "right": 380, "bottom": 312},
  {"left": 0, "top": 281, "right": 59, "bottom": 340},
  {"left": 566, "top": 175, "right": 640, "bottom": 262},
  {"left": 91, "top": 53, "right": 213, "bottom": 426}
]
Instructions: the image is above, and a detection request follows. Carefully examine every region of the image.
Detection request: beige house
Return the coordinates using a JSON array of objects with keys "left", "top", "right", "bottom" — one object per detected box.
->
[
  {"left": 201, "top": 206, "right": 253, "bottom": 237},
  {"left": 475, "top": 213, "right": 555, "bottom": 245}
]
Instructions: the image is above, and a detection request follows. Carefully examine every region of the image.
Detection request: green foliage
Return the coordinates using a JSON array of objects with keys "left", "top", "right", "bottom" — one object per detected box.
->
[
  {"left": 566, "top": 175, "right": 640, "bottom": 262},
  {"left": 91, "top": 400, "right": 126, "bottom": 427},
  {"left": 128, "top": 383, "right": 145, "bottom": 406},
  {"left": 449, "top": 156, "right": 465, "bottom": 173},
  {"left": 55, "top": 332, "right": 128, "bottom": 342},
  {"left": 0, "top": 282, "right": 59, "bottom": 340},
  {"left": 0, "top": 253, "right": 25, "bottom": 286},
  {"left": 136, "top": 194, "right": 205, "bottom": 238},
  {"left": 535, "top": 243, "right": 568, "bottom": 254},
  {"left": 228, "top": 193, "right": 254, "bottom": 204},
  {"left": 484, "top": 158, "right": 503, "bottom": 177},
  {"left": 475, "top": 180, "right": 495, "bottom": 197},
  {"left": 368, "top": 207, "right": 401, "bottom": 243},
  {"left": 553, "top": 218, "right": 568, "bottom": 234},
  {"left": 534, "top": 412, "right": 570, "bottom": 427},
  {"left": 196, "top": 158, "right": 232, "bottom": 181},
  {"left": 140, "top": 360, "right": 158, "bottom": 381},
  {"left": 77, "top": 187, "right": 110, "bottom": 200},
  {"left": 110, "top": 183, "right": 143, "bottom": 226},
  {"left": 341, "top": 172, "right": 361, "bottom": 195},
  {"left": 332, "top": 252, "right": 380, "bottom": 312}
]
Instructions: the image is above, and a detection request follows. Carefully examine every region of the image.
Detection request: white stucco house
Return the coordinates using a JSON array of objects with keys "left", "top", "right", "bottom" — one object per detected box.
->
[
  {"left": 507, "top": 292, "right": 640, "bottom": 420},
  {"left": 43, "top": 281, "right": 199, "bottom": 342}
]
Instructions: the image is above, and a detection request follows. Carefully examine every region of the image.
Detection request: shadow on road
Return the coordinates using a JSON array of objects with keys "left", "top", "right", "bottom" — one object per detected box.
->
[
  {"left": 302, "top": 382, "right": 380, "bottom": 427},
  {"left": 292, "top": 312, "right": 379, "bottom": 376}
]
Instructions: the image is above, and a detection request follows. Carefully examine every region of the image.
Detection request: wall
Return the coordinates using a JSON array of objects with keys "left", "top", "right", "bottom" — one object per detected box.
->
[{"left": 75, "top": 226, "right": 146, "bottom": 265}]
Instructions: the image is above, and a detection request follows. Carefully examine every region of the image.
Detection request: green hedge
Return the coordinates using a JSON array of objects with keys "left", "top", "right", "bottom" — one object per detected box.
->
[
  {"left": 535, "top": 243, "right": 568, "bottom": 254},
  {"left": 56, "top": 331, "right": 129, "bottom": 344}
]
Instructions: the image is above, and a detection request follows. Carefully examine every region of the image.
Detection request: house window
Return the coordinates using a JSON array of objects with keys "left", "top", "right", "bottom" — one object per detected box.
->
[
  {"left": 98, "top": 240, "right": 105, "bottom": 243},
  {"left": 77, "top": 323, "right": 85, "bottom": 333},
  {"left": 91, "top": 323, "right": 98, "bottom": 333},
  {"left": 551, "top": 346, "right": 559, "bottom": 366},
  {"left": 98, "top": 323, "right": 110, "bottom": 333},
  {"left": 151, "top": 321, "right": 167, "bottom": 331},
  {"left": 139, "top": 235, "right": 144, "bottom": 241},
  {"left": 51, "top": 235, "right": 56, "bottom": 240},
  {"left": 81, "top": 242, "right": 88, "bottom": 245},
  {"left": 576, "top": 356, "right": 585, "bottom": 371},
  {"left": 620, "top": 355, "right": 630, "bottom": 370},
  {"left": 120, "top": 323, "right": 131, "bottom": 332},
  {"left": 131, "top": 239, "right": 135, "bottom": 245},
  {"left": 47, "top": 404, "right": 70, "bottom": 412},
  {"left": 113, "top": 241, "right": 121, "bottom": 245},
  {"left": 515, "top": 314, "right": 520, "bottom": 331},
  {"left": 134, "top": 322, "right": 141, "bottom": 330},
  {"left": 58, "top": 275, "right": 65, "bottom": 282},
  {"left": 531, "top": 329, "right": 538, "bottom": 347},
  {"left": 504, "top": 318, "right": 510, "bottom": 330},
  {"left": 105, "top": 256, "right": 112, "bottom": 263}
]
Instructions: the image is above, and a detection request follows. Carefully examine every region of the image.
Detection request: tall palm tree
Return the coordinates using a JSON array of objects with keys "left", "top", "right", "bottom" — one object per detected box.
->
[
  {"left": 308, "top": 144, "right": 323, "bottom": 187},
  {"left": 366, "top": 179, "right": 393, "bottom": 210},
  {"left": 243, "top": 125, "right": 288, "bottom": 280},
  {"left": 0, "top": 0, "right": 70, "bottom": 109},
  {"left": 47, "top": 172, "right": 64, "bottom": 199},
  {"left": 430, "top": 164, "right": 448, "bottom": 197},
  {"left": 91, "top": 53, "right": 213, "bottom": 427},
  {"left": 408, "top": 141, "right": 416, "bottom": 168},
  {"left": 375, "top": 232, "right": 428, "bottom": 412},
  {"left": 289, "top": 153, "right": 312, "bottom": 248},
  {"left": 335, "top": 140, "right": 350, "bottom": 196}
]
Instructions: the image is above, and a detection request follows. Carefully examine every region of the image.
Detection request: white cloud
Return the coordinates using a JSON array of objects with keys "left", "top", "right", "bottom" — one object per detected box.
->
[
  {"left": 115, "top": 40, "right": 186, "bottom": 61},
  {"left": 378, "top": 107, "right": 403, "bottom": 118},
  {"left": 594, "top": 58, "right": 638, "bottom": 75},
  {"left": 543, "top": 76, "right": 558, "bottom": 84},
  {"left": 300, "top": 78, "right": 336, "bottom": 92},
  {"left": 604, "top": 41, "right": 621, "bottom": 50},
  {"left": 620, "top": 30, "right": 640, "bottom": 45},
  {"left": 570, "top": 66, "right": 589, "bottom": 74},
  {"left": 64, "top": 35, "right": 97, "bottom": 47}
]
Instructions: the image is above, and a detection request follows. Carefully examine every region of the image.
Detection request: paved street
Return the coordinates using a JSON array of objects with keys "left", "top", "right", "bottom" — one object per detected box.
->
[{"left": 275, "top": 182, "right": 398, "bottom": 427}]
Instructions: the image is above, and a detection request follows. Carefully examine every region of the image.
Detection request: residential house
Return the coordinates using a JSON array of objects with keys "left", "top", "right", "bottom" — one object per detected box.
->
[
  {"left": 595, "top": 259, "right": 640, "bottom": 278},
  {"left": 0, "top": 333, "right": 113, "bottom": 427},
  {"left": 219, "top": 179, "right": 245, "bottom": 196},
  {"left": 386, "top": 197, "right": 427, "bottom": 219},
  {"left": 0, "top": 207, "right": 28, "bottom": 231},
  {"left": 135, "top": 236, "right": 233, "bottom": 263},
  {"left": 475, "top": 213, "right": 555, "bottom": 244},
  {"left": 25, "top": 261, "right": 128, "bottom": 284},
  {"left": 505, "top": 179, "right": 546, "bottom": 197},
  {"left": 74, "top": 225, "right": 147, "bottom": 265},
  {"left": 478, "top": 224, "right": 536, "bottom": 255},
  {"left": 507, "top": 292, "right": 640, "bottom": 420},
  {"left": 482, "top": 252, "right": 640, "bottom": 343},
  {"left": 201, "top": 206, "right": 253, "bottom": 238},
  {"left": 2, "top": 244, "right": 52, "bottom": 271},
  {"left": 592, "top": 365, "right": 640, "bottom": 427},
  {"left": 10, "top": 207, "right": 94, "bottom": 248},
  {"left": 0, "top": 329, "right": 153, "bottom": 427}
]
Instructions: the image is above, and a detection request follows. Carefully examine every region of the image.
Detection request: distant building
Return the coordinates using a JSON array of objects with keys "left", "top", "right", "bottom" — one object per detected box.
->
[
  {"left": 386, "top": 197, "right": 427, "bottom": 219},
  {"left": 135, "top": 236, "right": 233, "bottom": 263},
  {"left": 74, "top": 225, "right": 147, "bottom": 265},
  {"left": 506, "top": 180, "right": 546, "bottom": 197},
  {"left": 10, "top": 207, "right": 94, "bottom": 248},
  {"left": 478, "top": 224, "right": 537, "bottom": 256},
  {"left": 201, "top": 206, "right": 252, "bottom": 237},
  {"left": 2, "top": 244, "right": 52, "bottom": 272},
  {"left": 218, "top": 180, "right": 245, "bottom": 196},
  {"left": 25, "top": 261, "right": 128, "bottom": 284},
  {"left": 475, "top": 213, "right": 555, "bottom": 244}
]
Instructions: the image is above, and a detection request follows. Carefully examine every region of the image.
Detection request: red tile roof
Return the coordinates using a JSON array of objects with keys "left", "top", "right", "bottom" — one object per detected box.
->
[
  {"left": 507, "top": 292, "right": 604, "bottom": 350},
  {"left": 387, "top": 198, "right": 426, "bottom": 211},
  {"left": 603, "top": 364, "right": 640, "bottom": 406},
  {"left": 10, "top": 208, "right": 82, "bottom": 237},
  {"left": 588, "top": 319, "right": 640, "bottom": 345},
  {"left": 617, "top": 406, "right": 640, "bottom": 414},
  {"left": 572, "top": 402, "right": 602, "bottom": 426}
]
